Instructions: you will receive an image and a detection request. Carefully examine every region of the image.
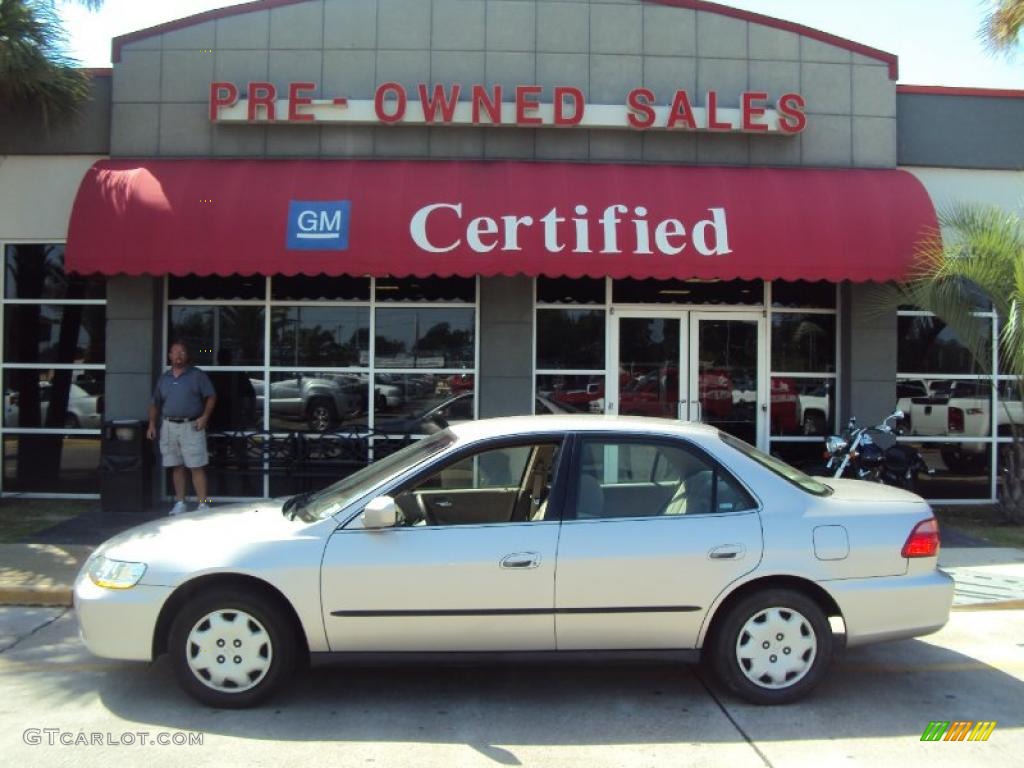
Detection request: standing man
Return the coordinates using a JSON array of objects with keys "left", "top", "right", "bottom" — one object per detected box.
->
[{"left": 147, "top": 340, "right": 217, "bottom": 515}]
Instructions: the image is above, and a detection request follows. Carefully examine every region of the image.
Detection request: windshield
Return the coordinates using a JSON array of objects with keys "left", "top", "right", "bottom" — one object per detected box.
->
[
  {"left": 298, "top": 430, "right": 458, "bottom": 519},
  {"left": 719, "top": 432, "right": 832, "bottom": 497}
]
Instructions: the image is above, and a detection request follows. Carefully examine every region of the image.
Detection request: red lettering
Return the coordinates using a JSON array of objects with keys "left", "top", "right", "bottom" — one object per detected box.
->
[
  {"left": 247, "top": 82, "right": 276, "bottom": 122},
  {"left": 741, "top": 91, "right": 769, "bottom": 132},
  {"left": 667, "top": 90, "right": 696, "bottom": 130},
  {"left": 706, "top": 91, "right": 732, "bottom": 131},
  {"left": 516, "top": 85, "right": 543, "bottom": 125},
  {"left": 418, "top": 83, "right": 462, "bottom": 124},
  {"left": 626, "top": 88, "right": 656, "bottom": 129},
  {"left": 375, "top": 82, "right": 407, "bottom": 124},
  {"left": 554, "top": 86, "right": 585, "bottom": 126},
  {"left": 288, "top": 81, "right": 316, "bottom": 123},
  {"left": 777, "top": 92, "right": 807, "bottom": 134},
  {"left": 472, "top": 85, "right": 502, "bottom": 125},
  {"left": 209, "top": 82, "right": 239, "bottom": 121}
]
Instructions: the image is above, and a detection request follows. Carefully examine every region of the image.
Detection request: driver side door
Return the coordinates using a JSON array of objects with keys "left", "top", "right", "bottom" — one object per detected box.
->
[{"left": 320, "top": 438, "right": 565, "bottom": 652}]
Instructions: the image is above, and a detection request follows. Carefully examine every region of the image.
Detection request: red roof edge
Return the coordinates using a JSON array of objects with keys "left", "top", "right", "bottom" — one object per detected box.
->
[
  {"left": 111, "top": 0, "right": 309, "bottom": 63},
  {"left": 111, "top": 0, "right": 899, "bottom": 80},
  {"left": 897, "top": 84, "right": 1024, "bottom": 99}
]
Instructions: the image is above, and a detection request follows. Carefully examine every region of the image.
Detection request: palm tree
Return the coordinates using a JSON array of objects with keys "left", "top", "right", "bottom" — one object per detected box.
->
[
  {"left": 980, "top": 0, "right": 1024, "bottom": 54},
  {"left": 0, "top": 0, "right": 103, "bottom": 126},
  {"left": 884, "top": 203, "right": 1024, "bottom": 521}
]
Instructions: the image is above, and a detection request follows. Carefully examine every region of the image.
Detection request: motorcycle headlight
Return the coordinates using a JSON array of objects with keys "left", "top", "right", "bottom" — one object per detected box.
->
[
  {"left": 87, "top": 555, "right": 147, "bottom": 590},
  {"left": 825, "top": 436, "right": 847, "bottom": 454}
]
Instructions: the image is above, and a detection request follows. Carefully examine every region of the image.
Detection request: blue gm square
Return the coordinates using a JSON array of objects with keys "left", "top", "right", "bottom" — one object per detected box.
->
[{"left": 287, "top": 200, "right": 351, "bottom": 250}]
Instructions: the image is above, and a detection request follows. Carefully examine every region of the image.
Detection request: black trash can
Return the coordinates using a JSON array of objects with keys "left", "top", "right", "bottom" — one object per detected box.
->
[{"left": 100, "top": 420, "right": 152, "bottom": 513}]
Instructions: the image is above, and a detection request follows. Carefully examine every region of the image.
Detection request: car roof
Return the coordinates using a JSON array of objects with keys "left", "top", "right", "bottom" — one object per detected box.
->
[{"left": 448, "top": 415, "right": 721, "bottom": 442}]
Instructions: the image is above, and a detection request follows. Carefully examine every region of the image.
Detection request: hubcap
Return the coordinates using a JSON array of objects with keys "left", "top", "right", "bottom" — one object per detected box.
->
[
  {"left": 185, "top": 609, "right": 273, "bottom": 693},
  {"left": 310, "top": 406, "right": 330, "bottom": 431},
  {"left": 735, "top": 606, "right": 817, "bottom": 690}
]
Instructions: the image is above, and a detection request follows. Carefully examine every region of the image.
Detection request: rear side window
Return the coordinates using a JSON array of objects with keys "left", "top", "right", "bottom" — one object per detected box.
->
[
  {"left": 572, "top": 437, "right": 756, "bottom": 520},
  {"left": 719, "top": 432, "right": 832, "bottom": 496}
]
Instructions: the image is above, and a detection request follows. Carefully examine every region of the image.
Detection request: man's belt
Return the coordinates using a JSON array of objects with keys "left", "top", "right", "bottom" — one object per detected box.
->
[{"left": 164, "top": 416, "right": 197, "bottom": 423}]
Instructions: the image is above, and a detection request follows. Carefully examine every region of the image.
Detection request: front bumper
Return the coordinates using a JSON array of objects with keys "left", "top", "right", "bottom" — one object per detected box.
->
[
  {"left": 826, "top": 569, "right": 954, "bottom": 647},
  {"left": 74, "top": 573, "right": 173, "bottom": 661}
]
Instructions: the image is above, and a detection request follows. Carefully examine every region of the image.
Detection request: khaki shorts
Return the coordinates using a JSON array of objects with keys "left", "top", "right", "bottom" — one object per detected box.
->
[{"left": 159, "top": 419, "right": 209, "bottom": 468}]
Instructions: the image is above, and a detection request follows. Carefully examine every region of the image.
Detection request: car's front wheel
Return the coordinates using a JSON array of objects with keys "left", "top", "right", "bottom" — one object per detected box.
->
[
  {"left": 709, "top": 589, "right": 832, "bottom": 705},
  {"left": 168, "top": 589, "right": 296, "bottom": 708}
]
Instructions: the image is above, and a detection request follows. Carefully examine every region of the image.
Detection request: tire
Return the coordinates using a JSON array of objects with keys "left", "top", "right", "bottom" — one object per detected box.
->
[
  {"left": 64, "top": 413, "right": 80, "bottom": 429},
  {"left": 802, "top": 412, "right": 826, "bottom": 436},
  {"left": 168, "top": 588, "right": 297, "bottom": 708},
  {"left": 709, "top": 588, "right": 833, "bottom": 705},
  {"left": 306, "top": 398, "right": 336, "bottom": 432},
  {"left": 940, "top": 447, "right": 984, "bottom": 475}
]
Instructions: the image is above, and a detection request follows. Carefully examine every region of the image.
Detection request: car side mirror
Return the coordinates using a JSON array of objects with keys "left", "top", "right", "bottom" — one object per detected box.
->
[{"left": 362, "top": 495, "right": 398, "bottom": 529}]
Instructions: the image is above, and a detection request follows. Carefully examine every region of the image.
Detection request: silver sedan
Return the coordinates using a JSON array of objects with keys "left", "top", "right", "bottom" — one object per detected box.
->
[{"left": 74, "top": 416, "right": 953, "bottom": 708}]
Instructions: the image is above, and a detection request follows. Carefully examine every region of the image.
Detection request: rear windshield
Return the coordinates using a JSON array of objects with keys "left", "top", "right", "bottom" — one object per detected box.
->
[{"left": 719, "top": 432, "right": 832, "bottom": 497}]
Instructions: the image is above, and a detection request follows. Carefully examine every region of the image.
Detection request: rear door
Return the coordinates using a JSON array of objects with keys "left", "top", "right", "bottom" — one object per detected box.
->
[{"left": 554, "top": 434, "right": 763, "bottom": 650}]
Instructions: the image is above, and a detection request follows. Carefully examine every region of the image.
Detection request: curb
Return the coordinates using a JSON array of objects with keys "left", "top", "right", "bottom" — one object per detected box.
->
[
  {"left": 0, "top": 588, "right": 72, "bottom": 608},
  {"left": 952, "top": 599, "right": 1024, "bottom": 612}
]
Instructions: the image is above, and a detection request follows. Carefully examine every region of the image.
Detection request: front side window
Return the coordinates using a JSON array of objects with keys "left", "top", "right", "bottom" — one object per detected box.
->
[
  {"left": 393, "top": 441, "right": 562, "bottom": 526},
  {"left": 572, "top": 437, "right": 756, "bottom": 520}
]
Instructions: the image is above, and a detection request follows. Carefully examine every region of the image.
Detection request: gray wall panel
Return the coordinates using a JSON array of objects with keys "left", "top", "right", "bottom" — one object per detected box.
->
[
  {"left": 898, "top": 93, "right": 1024, "bottom": 169},
  {"left": 841, "top": 282, "right": 898, "bottom": 428},
  {"left": 479, "top": 276, "right": 533, "bottom": 419},
  {"left": 0, "top": 76, "right": 111, "bottom": 155}
]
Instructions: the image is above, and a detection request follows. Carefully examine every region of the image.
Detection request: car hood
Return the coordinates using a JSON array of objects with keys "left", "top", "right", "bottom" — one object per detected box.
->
[
  {"left": 821, "top": 478, "right": 927, "bottom": 504},
  {"left": 94, "top": 500, "right": 320, "bottom": 566}
]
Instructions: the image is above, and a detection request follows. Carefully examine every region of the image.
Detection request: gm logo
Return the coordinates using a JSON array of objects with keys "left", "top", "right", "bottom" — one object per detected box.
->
[{"left": 287, "top": 200, "right": 351, "bottom": 250}]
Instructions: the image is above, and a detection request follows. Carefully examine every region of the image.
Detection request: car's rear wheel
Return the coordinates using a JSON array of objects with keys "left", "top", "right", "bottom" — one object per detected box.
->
[
  {"left": 168, "top": 589, "right": 296, "bottom": 708},
  {"left": 710, "top": 589, "right": 832, "bottom": 705}
]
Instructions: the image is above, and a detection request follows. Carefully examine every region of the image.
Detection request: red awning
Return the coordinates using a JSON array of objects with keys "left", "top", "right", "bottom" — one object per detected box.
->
[{"left": 66, "top": 159, "right": 937, "bottom": 282}]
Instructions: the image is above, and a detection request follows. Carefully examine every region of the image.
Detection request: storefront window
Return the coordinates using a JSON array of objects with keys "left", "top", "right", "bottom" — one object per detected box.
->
[
  {"left": 612, "top": 278, "right": 763, "bottom": 305},
  {"left": 536, "top": 309, "right": 606, "bottom": 370},
  {"left": 375, "top": 308, "right": 475, "bottom": 369},
  {"left": 1, "top": 244, "right": 106, "bottom": 496},
  {"left": 896, "top": 309, "right": 999, "bottom": 501},
  {"left": 168, "top": 306, "right": 265, "bottom": 367},
  {"left": 270, "top": 307, "right": 369, "bottom": 367},
  {"left": 771, "top": 314, "right": 836, "bottom": 373},
  {"left": 165, "top": 275, "right": 478, "bottom": 499},
  {"left": 771, "top": 281, "right": 836, "bottom": 309}
]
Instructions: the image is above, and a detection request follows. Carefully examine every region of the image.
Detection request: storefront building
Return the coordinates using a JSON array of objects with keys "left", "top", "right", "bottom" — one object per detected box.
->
[{"left": 2, "top": 0, "right": 1022, "bottom": 504}]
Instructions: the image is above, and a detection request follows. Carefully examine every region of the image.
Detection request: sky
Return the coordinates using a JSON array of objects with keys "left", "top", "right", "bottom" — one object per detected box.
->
[{"left": 61, "top": 0, "right": 1022, "bottom": 88}]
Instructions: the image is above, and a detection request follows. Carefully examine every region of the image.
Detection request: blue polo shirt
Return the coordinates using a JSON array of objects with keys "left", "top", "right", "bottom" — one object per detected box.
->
[{"left": 151, "top": 366, "right": 215, "bottom": 419}]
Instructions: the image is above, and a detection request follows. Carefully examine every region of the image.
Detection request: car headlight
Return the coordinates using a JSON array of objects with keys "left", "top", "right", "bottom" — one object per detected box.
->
[{"left": 87, "top": 555, "right": 147, "bottom": 590}]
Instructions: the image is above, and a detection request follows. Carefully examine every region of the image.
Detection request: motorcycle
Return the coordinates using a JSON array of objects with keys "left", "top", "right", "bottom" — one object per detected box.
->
[{"left": 811, "top": 409, "right": 932, "bottom": 491}]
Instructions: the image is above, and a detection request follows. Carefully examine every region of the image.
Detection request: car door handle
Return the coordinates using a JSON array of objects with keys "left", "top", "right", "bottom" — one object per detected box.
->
[
  {"left": 500, "top": 552, "right": 541, "bottom": 569},
  {"left": 433, "top": 498, "right": 453, "bottom": 508},
  {"left": 709, "top": 544, "right": 746, "bottom": 560}
]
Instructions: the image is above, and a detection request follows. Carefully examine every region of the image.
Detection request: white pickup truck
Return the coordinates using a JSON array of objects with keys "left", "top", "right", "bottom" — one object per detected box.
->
[{"left": 902, "top": 379, "right": 1023, "bottom": 472}]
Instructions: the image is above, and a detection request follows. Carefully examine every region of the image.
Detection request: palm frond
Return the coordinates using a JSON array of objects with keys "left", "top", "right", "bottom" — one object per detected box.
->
[{"left": 979, "top": 0, "right": 1024, "bottom": 55}]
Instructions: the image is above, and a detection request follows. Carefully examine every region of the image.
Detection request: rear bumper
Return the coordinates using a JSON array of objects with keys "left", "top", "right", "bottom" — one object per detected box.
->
[{"left": 826, "top": 569, "right": 954, "bottom": 647}]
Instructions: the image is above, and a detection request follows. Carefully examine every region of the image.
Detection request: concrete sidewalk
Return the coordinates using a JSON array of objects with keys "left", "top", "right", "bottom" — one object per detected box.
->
[{"left": 1, "top": 540, "right": 1023, "bottom": 609}]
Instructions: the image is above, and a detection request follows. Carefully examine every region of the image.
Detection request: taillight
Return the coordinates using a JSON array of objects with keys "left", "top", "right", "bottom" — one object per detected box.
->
[
  {"left": 948, "top": 407, "right": 965, "bottom": 433},
  {"left": 902, "top": 518, "right": 940, "bottom": 558}
]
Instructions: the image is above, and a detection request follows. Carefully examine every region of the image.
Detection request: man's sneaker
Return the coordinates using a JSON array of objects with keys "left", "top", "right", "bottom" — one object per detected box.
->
[
  {"left": 197, "top": 502, "right": 211, "bottom": 512},
  {"left": 169, "top": 500, "right": 188, "bottom": 516}
]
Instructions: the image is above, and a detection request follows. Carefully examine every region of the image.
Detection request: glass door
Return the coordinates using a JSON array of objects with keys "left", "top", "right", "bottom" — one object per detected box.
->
[
  {"left": 689, "top": 313, "right": 766, "bottom": 446},
  {"left": 609, "top": 312, "right": 687, "bottom": 420}
]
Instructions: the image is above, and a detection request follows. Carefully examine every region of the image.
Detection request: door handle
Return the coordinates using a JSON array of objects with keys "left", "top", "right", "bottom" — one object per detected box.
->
[
  {"left": 433, "top": 498, "right": 453, "bottom": 508},
  {"left": 709, "top": 544, "right": 746, "bottom": 560},
  {"left": 500, "top": 552, "right": 541, "bottom": 569}
]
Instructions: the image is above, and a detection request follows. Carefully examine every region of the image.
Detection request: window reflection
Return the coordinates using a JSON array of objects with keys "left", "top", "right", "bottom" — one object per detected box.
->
[
  {"left": 536, "top": 375, "right": 605, "bottom": 414},
  {"left": 898, "top": 316, "right": 992, "bottom": 374},
  {"left": 3, "top": 435, "right": 101, "bottom": 493},
  {"left": 3, "top": 370, "right": 105, "bottom": 429},
  {"left": 4, "top": 305, "right": 106, "bottom": 364},
  {"left": 374, "top": 374, "right": 474, "bottom": 434},
  {"left": 375, "top": 308, "right": 474, "bottom": 369},
  {"left": 270, "top": 307, "right": 369, "bottom": 367},
  {"left": 168, "top": 306, "right": 265, "bottom": 367},
  {"left": 536, "top": 309, "right": 606, "bottom": 370},
  {"left": 771, "top": 314, "right": 835, "bottom": 373},
  {"left": 4, "top": 244, "right": 105, "bottom": 300},
  {"left": 260, "top": 372, "right": 370, "bottom": 433},
  {"left": 771, "top": 378, "right": 834, "bottom": 436}
]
